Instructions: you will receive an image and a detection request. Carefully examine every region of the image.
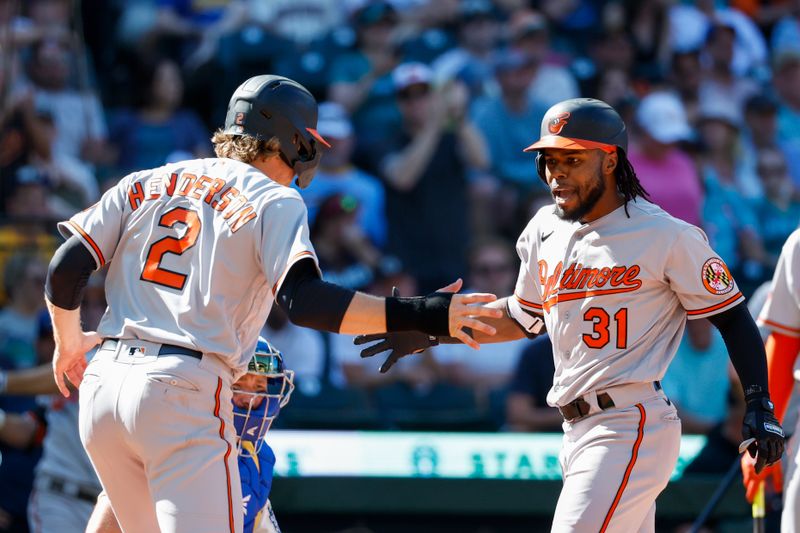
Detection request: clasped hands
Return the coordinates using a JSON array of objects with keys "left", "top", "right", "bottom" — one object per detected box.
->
[{"left": 355, "top": 279, "right": 501, "bottom": 373}]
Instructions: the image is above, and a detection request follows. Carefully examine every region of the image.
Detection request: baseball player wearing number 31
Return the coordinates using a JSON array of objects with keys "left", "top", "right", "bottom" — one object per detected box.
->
[
  {"left": 357, "top": 98, "right": 786, "bottom": 532},
  {"left": 43, "top": 74, "right": 501, "bottom": 533}
]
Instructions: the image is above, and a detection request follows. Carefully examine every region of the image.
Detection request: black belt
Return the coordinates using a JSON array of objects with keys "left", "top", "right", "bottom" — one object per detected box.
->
[
  {"left": 559, "top": 393, "right": 615, "bottom": 422},
  {"left": 559, "top": 381, "right": 662, "bottom": 423},
  {"left": 40, "top": 475, "right": 100, "bottom": 504},
  {"left": 101, "top": 339, "right": 202, "bottom": 361}
]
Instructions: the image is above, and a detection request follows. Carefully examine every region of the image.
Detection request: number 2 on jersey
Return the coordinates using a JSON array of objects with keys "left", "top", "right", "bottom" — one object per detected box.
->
[
  {"left": 582, "top": 307, "right": 628, "bottom": 349},
  {"left": 141, "top": 207, "right": 201, "bottom": 290}
]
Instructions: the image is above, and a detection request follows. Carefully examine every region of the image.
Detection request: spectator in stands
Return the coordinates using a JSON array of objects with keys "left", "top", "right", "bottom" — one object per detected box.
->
[
  {"left": 508, "top": 9, "right": 579, "bottom": 109},
  {"left": 435, "top": 237, "right": 528, "bottom": 399},
  {"left": 431, "top": 0, "right": 499, "bottom": 100},
  {"left": 23, "top": 37, "right": 113, "bottom": 170},
  {"left": 668, "top": 49, "right": 703, "bottom": 124},
  {"left": 0, "top": 0, "right": 70, "bottom": 54},
  {"left": 773, "top": 49, "right": 800, "bottom": 148},
  {"left": 310, "top": 193, "right": 389, "bottom": 292},
  {"left": 740, "top": 93, "right": 800, "bottom": 191},
  {"left": 578, "top": 30, "right": 636, "bottom": 102},
  {"left": 0, "top": 87, "right": 54, "bottom": 212},
  {"left": 0, "top": 166, "right": 59, "bottom": 307},
  {"left": 109, "top": 55, "right": 210, "bottom": 176},
  {"left": 698, "top": 95, "right": 761, "bottom": 198},
  {"left": 470, "top": 49, "right": 548, "bottom": 236},
  {"left": 328, "top": 1, "right": 402, "bottom": 143},
  {"left": 150, "top": 0, "right": 230, "bottom": 61},
  {"left": 698, "top": 98, "right": 767, "bottom": 292},
  {"left": 0, "top": 253, "right": 47, "bottom": 370},
  {"left": 0, "top": 96, "right": 97, "bottom": 217},
  {"left": 538, "top": 0, "right": 602, "bottom": 55},
  {"left": 299, "top": 102, "right": 386, "bottom": 248},
  {"left": 698, "top": 21, "right": 760, "bottom": 113},
  {"left": 376, "top": 62, "right": 488, "bottom": 292},
  {"left": 668, "top": 1, "right": 767, "bottom": 78},
  {"left": 752, "top": 146, "right": 800, "bottom": 268},
  {"left": 505, "top": 334, "right": 562, "bottom": 433},
  {"left": 628, "top": 91, "right": 702, "bottom": 227},
  {"left": 623, "top": 0, "right": 672, "bottom": 79},
  {"left": 662, "top": 320, "right": 732, "bottom": 434},
  {"left": 594, "top": 67, "right": 636, "bottom": 111}
]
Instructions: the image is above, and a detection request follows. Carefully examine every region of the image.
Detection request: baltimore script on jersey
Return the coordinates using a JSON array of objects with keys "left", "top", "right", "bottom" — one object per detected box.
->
[{"left": 126, "top": 170, "right": 258, "bottom": 233}]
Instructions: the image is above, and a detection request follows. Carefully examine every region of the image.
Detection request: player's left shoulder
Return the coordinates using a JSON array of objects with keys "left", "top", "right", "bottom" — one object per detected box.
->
[{"left": 627, "top": 200, "right": 700, "bottom": 237}]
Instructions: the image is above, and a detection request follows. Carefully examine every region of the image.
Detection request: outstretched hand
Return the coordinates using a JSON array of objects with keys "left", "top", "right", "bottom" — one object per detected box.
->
[
  {"left": 444, "top": 278, "right": 501, "bottom": 349},
  {"left": 355, "top": 287, "right": 439, "bottom": 373},
  {"left": 355, "top": 279, "right": 503, "bottom": 372}
]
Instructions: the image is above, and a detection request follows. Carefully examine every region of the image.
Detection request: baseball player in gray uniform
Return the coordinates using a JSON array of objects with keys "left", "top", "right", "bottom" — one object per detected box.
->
[
  {"left": 742, "top": 227, "right": 800, "bottom": 531},
  {"left": 357, "top": 98, "right": 785, "bottom": 532},
  {"left": 0, "top": 359, "right": 101, "bottom": 533},
  {"left": 44, "top": 74, "right": 501, "bottom": 533}
]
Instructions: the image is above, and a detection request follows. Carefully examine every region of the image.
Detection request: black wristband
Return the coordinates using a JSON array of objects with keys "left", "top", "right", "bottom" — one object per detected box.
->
[
  {"left": 744, "top": 385, "right": 768, "bottom": 403},
  {"left": 386, "top": 293, "right": 453, "bottom": 336}
]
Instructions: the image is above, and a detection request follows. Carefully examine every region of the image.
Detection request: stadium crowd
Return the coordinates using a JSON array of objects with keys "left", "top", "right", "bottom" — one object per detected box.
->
[{"left": 1, "top": 0, "right": 800, "bottom": 530}]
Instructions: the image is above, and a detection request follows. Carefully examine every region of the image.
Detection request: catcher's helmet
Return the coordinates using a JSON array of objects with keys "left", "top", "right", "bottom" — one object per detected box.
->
[
  {"left": 232, "top": 337, "right": 294, "bottom": 455},
  {"left": 524, "top": 98, "right": 627, "bottom": 182},
  {"left": 223, "top": 75, "right": 330, "bottom": 188}
]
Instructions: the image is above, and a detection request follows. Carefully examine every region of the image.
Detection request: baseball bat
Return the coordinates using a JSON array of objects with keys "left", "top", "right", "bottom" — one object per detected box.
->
[
  {"left": 688, "top": 456, "right": 743, "bottom": 533},
  {"left": 752, "top": 480, "right": 765, "bottom": 533}
]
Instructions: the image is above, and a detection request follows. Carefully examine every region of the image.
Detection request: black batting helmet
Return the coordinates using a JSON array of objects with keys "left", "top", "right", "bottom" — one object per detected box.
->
[
  {"left": 224, "top": 75, "right": 330, "bottom": 188},
  {"left": 524, "top": 98, "right": 627, "bottom": 182}
]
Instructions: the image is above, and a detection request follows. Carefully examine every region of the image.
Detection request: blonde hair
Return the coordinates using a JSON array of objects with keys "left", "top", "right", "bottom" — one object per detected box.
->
[{"left": 211, "top": 129, "right": 281, "bottom": 163}]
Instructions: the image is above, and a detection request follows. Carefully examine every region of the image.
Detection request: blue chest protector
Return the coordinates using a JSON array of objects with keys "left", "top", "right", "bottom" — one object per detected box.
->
[{"left": 238, "top": 441, "right": 276, "bottom": 533}]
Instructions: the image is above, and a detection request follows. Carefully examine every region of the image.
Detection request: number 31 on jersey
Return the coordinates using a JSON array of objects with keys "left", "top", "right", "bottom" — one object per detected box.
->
[{"left": 583, "top": 307, "right": 628, "bottom": 349}]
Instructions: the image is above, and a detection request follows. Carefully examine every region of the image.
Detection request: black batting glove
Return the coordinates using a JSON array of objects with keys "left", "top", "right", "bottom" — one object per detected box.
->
[
  {"left": 354, "top": 287, "right": 439, "bottom": 373},
  {"left": 742, "top": 394, "right": 785, "bottom": 474}
]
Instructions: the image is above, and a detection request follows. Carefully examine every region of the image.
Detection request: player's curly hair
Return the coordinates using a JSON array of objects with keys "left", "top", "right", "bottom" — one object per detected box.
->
[
  {"left": 615, "top": 149, "right": 649, "bottom": 217},
  {"left": 211, "top": 130, "right": 281, "bottom": 163}
]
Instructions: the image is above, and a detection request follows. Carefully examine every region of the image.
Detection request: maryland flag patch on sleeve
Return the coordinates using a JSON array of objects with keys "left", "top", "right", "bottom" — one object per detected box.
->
[{"left": 701, "top": 257, "right": 734, "bottom": 295}]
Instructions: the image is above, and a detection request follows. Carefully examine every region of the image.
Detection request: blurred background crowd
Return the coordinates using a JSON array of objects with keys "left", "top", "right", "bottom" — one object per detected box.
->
[{"left": 1, "top": 0, "right": 800, "bottom": 530}]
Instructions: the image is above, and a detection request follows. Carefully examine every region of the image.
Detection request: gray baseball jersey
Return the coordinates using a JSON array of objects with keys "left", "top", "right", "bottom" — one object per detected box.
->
[
  {"left": 758, "top": 228, "right": 800, "bottom": 341},
  {"left": 58, "top": 158, "right": 318, "bottom": 376},
  {"left": 756, "top": 228, "right": 800, "bottom": 533},
  {"left": 507, "top": 201, "right": 744, "bottom": 407}
]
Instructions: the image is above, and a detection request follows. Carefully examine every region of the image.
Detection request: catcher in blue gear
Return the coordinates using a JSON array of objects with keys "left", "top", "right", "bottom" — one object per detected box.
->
[
  {"left": 234, "top": 337, "right": 294, "bottom": 533},
  {"left": 85, "top": 337, "right": 294, "bottom": 533}
]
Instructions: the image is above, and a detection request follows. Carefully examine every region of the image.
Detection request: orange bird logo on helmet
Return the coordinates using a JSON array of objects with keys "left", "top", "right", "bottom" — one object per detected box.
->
[{"left": 548, "top": 112, "right": 571, "bottom": 134}]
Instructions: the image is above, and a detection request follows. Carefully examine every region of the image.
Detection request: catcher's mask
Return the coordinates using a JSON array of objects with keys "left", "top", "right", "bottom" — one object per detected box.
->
[
  {"left": 232, "top": 337, "right": 294, "bottom": 455},
  {"left": 524, "top": 98, "right": 628, "bottom": 183},
  {"left": 223, "top": 75, "right": 330, "bottom": 189}
]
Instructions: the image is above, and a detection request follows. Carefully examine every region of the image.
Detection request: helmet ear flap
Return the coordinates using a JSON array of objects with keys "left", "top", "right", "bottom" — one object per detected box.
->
[{"left": 536, "top": 152, "right": 547, "bottom": 183}]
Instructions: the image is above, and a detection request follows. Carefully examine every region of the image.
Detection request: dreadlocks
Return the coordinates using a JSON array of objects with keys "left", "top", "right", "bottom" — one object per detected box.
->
[{"left": 615, "top": 150, "right": 649, "bottom": 217}]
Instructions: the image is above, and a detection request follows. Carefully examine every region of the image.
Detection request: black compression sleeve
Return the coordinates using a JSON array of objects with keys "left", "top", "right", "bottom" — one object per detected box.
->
[
  {"left": 45, "top": 236, "right": 98, "bottom": 310},
  {"left": 707, "top": 302, "right": 769, "bottom": 399},
  {"left": 276, "top": 258, "right": 356, "bottom": 333}
]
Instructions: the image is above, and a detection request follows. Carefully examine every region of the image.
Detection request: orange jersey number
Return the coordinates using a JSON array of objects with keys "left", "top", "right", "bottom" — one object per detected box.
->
[
  {"left": 141, "top": 207, "right": 201, "bottom": 290},
  {"left": 583, "top": 307, "right": 628, "bottom": 349}
]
